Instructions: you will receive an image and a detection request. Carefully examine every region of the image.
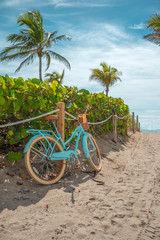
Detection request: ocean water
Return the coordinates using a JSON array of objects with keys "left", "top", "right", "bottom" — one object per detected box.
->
[{"left": 139, "top": 115, "right": 160, "bottom": 133}]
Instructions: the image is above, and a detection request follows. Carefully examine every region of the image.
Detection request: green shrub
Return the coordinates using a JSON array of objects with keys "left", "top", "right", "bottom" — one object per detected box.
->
[{"left": 0, "top": 75, "right": 130, "bottom": 161}]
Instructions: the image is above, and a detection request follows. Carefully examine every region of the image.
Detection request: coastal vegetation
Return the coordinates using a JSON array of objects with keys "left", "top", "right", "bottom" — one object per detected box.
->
[
  {"left": 89, "top": 62, "right": 122, "bottom": 97},
  {"left": 0, "top": 75, "right": 129, "bottom": 162},
  {"left": 45, "top": 70, "right": 65, "bottom": 84},
  {"left": 144, "top": 13, "right": 160, "bottom": 46}
]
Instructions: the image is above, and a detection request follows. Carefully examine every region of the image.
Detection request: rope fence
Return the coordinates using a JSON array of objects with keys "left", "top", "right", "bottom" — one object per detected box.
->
[
  {"left": 88, "top": 114, "right": 113, "bottom": 125},
  {"left": 0, "top": 102, "right": 140, "bottom": 143},
  {"left": 65, "top": 111, "right": 77, "bottom": 121},
  {"left": 0, "top": 109, "right": 60, "bottom": 128}
]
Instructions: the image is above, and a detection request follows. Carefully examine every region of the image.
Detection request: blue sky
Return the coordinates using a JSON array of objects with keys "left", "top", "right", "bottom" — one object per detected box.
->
[{"left": 0, "top": 0, "right": 160, "bottom": 130}]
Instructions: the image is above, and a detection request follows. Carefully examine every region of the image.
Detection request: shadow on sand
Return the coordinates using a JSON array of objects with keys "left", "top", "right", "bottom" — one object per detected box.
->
[{"left": 0, "top": 132, "right": 130, "bottom": 212}]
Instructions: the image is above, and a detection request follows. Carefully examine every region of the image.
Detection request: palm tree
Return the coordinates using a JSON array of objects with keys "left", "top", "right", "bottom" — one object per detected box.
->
[
  {"left": 0, "top": 9, "right": 71, "bottom": 81},
  {"left": 45, "top": 69, "right": 65, "bottom": 84},
  {"left": 143, "top": 13, "right": 160, "bottom": 46},
  {"left": 89, "top": 62, "right": 122, "bottom": 97}
]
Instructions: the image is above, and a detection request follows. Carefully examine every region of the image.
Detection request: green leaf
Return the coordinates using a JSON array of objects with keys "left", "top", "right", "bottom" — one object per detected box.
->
[
  {"left": 15, "top": 152, "right": 23, "bottom": 162},
  {"left": 31, "top": 78, "right": 41, "bottom": 85},
  {"left": 8, "top": 151, "right": 15, "bottom": 162},
  {"left": 14, "top": 101, "right": 21, "bottom": 111},
  {"left": 79, "top": 89, "right": 90, "bottom": 95},
  {"left": 8, "top": 130, "right": 14, "bottom": 136},
  {"left": 9, "top": 138, "right": 16, "bottom": 145},
  {"left": 73, "top": 102, "right": 78, "bottom": 108},
  {"left": 50, "top": 81, "right": 58, "bottom": 91},
  {"left": 21, "top": 129, "right": 28, "bottom": 138},
  {"left": 28, "top": 96, "right": 33, "bottom": 100},
  {"left": 0, "top": 76, "right": 6, "bottom": 89},
  {"left": 0, "top": 107, "right": 3, "bottom": 117},
  {"left": 8, "top": 151, "right": 22, "bottom": 162},
  {"left": 66, "top": 102, "right": 73, "bottom": 108},
  {"left": 0, "top": 96, "right": 5, "bottom": 105}
]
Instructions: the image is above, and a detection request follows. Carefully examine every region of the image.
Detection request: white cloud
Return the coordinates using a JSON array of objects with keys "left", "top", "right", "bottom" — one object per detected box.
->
[
  {"left": 49, "top": 0, "right": 112, "bottom": 8},
  {"left": 0, "top": 0, "right": 32, "bottom": 7},
  {"left": 129, "top": 22, "right": 145, "bottom": 30},
  {"left": 59, "top": 24, "right": 160, "bottom": 116},
  {"left": 0, "top": 0, "right": 112, "bottom": 8},
  {"left": 103, "top": 23, "right": 130, "bottom": 40},
  {"left": 0, "top": 0, "right": 49, "bottom": 8}
]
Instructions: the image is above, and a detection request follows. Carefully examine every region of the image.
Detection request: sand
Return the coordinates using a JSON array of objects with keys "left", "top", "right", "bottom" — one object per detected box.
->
[{"left": 0, "top": 132, "right": 160, "bottom": 240}]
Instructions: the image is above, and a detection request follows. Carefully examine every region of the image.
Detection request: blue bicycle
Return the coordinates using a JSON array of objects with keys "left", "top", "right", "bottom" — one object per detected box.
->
[{"left": 24, "top": 114, "right": 101, "bottom": 185}]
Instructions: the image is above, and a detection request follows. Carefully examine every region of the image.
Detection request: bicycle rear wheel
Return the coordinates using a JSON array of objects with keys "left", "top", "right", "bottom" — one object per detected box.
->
[
  {"left": 25, "top": 135, "right": 66, "bottom": 185},
  {"left": 85, "top": 134, "right": 101, "bottom": 171}
]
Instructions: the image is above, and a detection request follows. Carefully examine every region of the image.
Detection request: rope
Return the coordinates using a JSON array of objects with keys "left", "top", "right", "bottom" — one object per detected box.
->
[
  {"left": 0, "top": 108, "right": 127, "bottom": 129},
  {"left": 88, "top": 114, "right": 113, "bottom": 125},
  {"left": 64, "top": 111, "right": 127, "bottom": 125},
  {"left": 65, "top": 117, "right": 77, "bottom": 121},
  {"left": 0, "top": 109, "right": 60, "bottom": 128},
  {"left": 65, "top": 111, "right": 77, "bottom": 120},
  {"left": 64, "top": 112, "right": 114, "bottom": 125},
  {"left": 115, "top": 115, "right": 126, "bottom": 120}
]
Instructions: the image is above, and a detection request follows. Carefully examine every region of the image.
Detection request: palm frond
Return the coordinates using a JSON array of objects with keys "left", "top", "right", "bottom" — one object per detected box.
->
[
  {"left": 144, "top": 14, "right": 160, "bottom": 46},
  {"left": 43, "top": 32, "right": 71, "bottom": 48},
  {"left": 47, "top": 50, "right": 71, "bottom": 70},
  {"left": 89, "top": 69, "right": 106, "bottom": 86},
  {"left": 89, "top": 62, "right": 122, "bottom": 95},
  {"left": 0, "top": 9, "right": 71, "bottom": 81},
  {"left": 143, "top": 33, "right": 160, "bottom": 45},
  {"left": 146, "top": 14, "right": 160, "bottom": 32},
  {"left": 43, "top": 51, "right": 51, "bottom": 71},
  {"left": 17, "top": 9, "right": 43, "bottom": 43},
  {"left": 15, "top": 53, "right": 36, "bottom": 72},
  {"left": 61, "top": 69, "right": 65, "bottom": 81},
  {"left": 51, "top": 34, "right": 71, "bottom": 42},
  {"left": 7, "top": 33, "right": 28, "bottom": 44},
  {"left": 0, "top": 48, "right": 30, "bottom": 61},
  {"left": 44, "top": 69, "right": 65, "bottom": 84}
]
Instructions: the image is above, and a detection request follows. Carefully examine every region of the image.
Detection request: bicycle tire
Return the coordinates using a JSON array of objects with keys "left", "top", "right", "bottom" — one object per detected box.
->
[
  {"left": 25, "top": 135, "right": 66, "bottom": 185},
  {"left": 86, "top": 134, "right": 101, "bottom": 171}
]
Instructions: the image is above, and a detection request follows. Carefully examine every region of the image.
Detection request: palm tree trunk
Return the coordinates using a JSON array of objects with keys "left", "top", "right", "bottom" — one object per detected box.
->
[
  {"left": 39, "top": 56, "right": 42, "bottom": 81},
  {"left": 106, "top": 87, "right": 109, "bottom": 97}
]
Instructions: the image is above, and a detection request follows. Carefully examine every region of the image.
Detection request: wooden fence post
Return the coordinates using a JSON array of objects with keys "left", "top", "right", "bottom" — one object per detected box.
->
[
  {"left": 113, "top": 115, "right": 117, "bottom": 142},
  {"left": 132, "top": 112, "right": 135, "bottom": 133},
  {"left": 57, "top": 102, "right": 65, "bottom": 141},
  {"left": 139, "top": 122, "right": 140, "bottom": 132},
  {"left": 128, "top": 115, "right": 131, "bottom": 131},
  {"left": 125, "top": 118, "right": 128, "bottom": 135},
  {"left": 136, "top": 115, "right": 139, "bottom": 131}
]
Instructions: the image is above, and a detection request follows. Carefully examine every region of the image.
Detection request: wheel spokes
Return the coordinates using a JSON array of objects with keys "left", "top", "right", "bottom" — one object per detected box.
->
[{"left": 30, "top": 141, "right": 61, "bottom": 180}]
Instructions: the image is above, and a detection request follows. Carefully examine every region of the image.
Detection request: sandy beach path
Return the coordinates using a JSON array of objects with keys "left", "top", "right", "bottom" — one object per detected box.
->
[{"left": 0, "top": 132, "right": 160, "bottom": 240}]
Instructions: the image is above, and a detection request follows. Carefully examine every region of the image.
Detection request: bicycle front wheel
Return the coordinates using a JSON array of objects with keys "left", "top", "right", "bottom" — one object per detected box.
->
[
  {"left": 25, "top": 135, "right": 66, "bottom": 185},
  {"left": 86, "top": 134, "right": 101, "bottom": 171}
]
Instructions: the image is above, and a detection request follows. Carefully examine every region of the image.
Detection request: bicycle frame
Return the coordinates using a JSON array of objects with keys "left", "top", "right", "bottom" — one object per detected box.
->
[{"left": 24, "top": 123, "right": 96, "bottom": 162}]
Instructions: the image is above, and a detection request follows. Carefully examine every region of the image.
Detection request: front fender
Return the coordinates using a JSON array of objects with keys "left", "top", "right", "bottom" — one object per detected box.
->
[
  {"left": 23, "top": 133, "right": 52, "bottom": 153},
  {"left": 82, "top": 132, "right": 90, "bottom": 158}
]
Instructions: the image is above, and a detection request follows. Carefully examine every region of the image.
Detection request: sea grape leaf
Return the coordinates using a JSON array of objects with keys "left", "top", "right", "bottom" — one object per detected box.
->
[
  {"left": 0, "top": 96, "right": 5, "bottom": 105},
  {"left": 21, "top": 129, "right": 28, "bottom": 138},
  {"left": 0, "top": 76, "right": 6, "bottom": 89},
  {"left": 8, "top": 151, "right": 22, "bottom": 162},
  {"left": 31, "top": 78, "right": 41, "bottom": 85}
]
